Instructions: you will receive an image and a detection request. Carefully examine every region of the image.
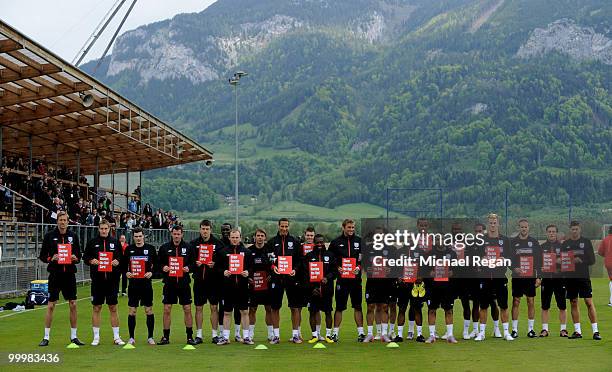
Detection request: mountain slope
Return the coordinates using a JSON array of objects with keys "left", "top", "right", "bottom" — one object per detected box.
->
[{"left": 83, "top": 0, "right": 612, "bottom": 217}]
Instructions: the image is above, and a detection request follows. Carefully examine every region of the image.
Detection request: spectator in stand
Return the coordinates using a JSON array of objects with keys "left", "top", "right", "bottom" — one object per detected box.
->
[
  {"left": 6, "top": 170, "right": 24, "bottom": 195},
  {"left": 128, "top": 198, "right": 137, "bottom": 213},
  {"left": 65, "top": 168, "right": 75, "bottom": 182},
  {"left": 42, "top": 189, "right": 53, "bottom": 216},
  {"left": 69, "top": 185, "right": 80, "bottom": 203},
  {"left": 36, "top": 159, "right": 46, "bottom": 175},
  {"left": 80, "top": 208, "right": 90, "bottom": 225},
  {"left": 86, "top": 209, "right": 95, "bottom": 226},
  {"left": 163, "top": 213, "right": 172, "bottom": 230},
  {"left": 134, "top": 186, "right": 141, "bottom": 213},
  {"left": 74, "top": 197, "right": 85, "bottom": 219},
  {"left": 107, "top": 211, "right": 117, "bottom": 229},
  {"left": 0, "top": 155, "right": 186, "bottom": 228},
  {"left": 119, "top": 212, "right": 127, "bottom": 229},
  {"left": 93, "top": 210, "right": 104, "bottom": 227},
  {"left": 1, "top": 183, "right": 11, "bottom": 212},
  {"left": 15, "top": 157, "right": 25, "bottom": 172},
  {"left": 126, "top": 214, "right": 136, "bottom": 230},
  {"left": 34, "top": 176, "right": 44, "bottom": 197},
  {"left": 142, "top": 216, "right": 152, "bottom": 229},
  {"left": 86, "top": 195, "right": 95, "bottom": 212},
  {"left": 98, "top": 196, "right": 108, "bottom": 212},
  {"left": 143, "top": 203, "right": 153, "bottom": 218},
  {"left": 69, "top": 213, "right": 80, "bottom": 225},
  {"left": 104, "top": 196, "right": 112, "bottom": 212},
  {"left": 6, "top": 156, "right": 17, "bottom": 169},
  {"left": 153, "top": 209, "right": 163, "bottom": 229},
  {"left": 49, "top": 197, "right": 62, "bottom": 224}
]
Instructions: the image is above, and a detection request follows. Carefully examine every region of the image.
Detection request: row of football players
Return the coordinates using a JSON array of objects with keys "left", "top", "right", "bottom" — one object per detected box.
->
[{"left": 37, "top": 212, "right": 602, "bottom": 346}]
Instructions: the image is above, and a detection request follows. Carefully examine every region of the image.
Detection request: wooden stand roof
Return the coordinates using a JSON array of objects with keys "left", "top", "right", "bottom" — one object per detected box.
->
[{"left": 0, "top": 19, "right": 213, "bottom": 175}]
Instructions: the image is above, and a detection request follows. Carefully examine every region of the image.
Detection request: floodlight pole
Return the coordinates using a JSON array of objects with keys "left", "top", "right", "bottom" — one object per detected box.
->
[
  {"left": 229, "top": 71, "right": 247, "bottom": 228},
  {"left": 234, "top": 80, "right": 238, "bottom": 229}
]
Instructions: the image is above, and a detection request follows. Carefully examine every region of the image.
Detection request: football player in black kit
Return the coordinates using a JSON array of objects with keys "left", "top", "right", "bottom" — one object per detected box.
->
[
  {"left": 121, "top": 227, "right": 157, "bottom": 345},
  {"left": 38, "top": 211, "right": 83, "bottom": 347},
  {"left": 217, "top": 229, "right": 254, "bottom": 345},
  {"left": 157, "top": 225, "right": 196, "bottom": 345},
  {"left": 190, "top": 220, "right": 225, "bottom": 344},
  {"left": 266, "top": 218, "right": 303, "bottom": 344},
  {"left": 539, "top": 224, "right": 568, "bottom": 337},
  {"left": 423, "top": 241, "right": 458, "bottom": 343},
  {"left": 510, "top": 219, "right": 542, "bottom": 339},
  {"left": 248, "top": 228, "right": 273, "bottom": 341},
  {"left": 562, "top": 221, "right": 601, "bottom": 340},
  {"left": 83, "top": 219, "right": 124, "bottom": 345},
  {"left": 329, "top": 219, "right": 365, "bottom": 342},
  {"left": 303, "top": 234, "right": 337, "bottom": 343},
  {"left": 475, "top": 213, "right": 513, "bottom": 341}
]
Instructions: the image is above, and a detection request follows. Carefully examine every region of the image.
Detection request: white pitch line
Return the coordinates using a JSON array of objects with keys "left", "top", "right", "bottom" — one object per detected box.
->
[{"left": 0, "top": 280, "right": 163, "bottom": 319}]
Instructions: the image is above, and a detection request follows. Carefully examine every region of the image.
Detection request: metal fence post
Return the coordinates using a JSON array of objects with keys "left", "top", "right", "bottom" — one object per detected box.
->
[
  {"left": 12, "top": 223, "right": 17, "bottom": 259},
  {"left": 36, "top": 224, "right": 40, "bottom": 281},
  {"left": 25, "top": 223, "right": 29, "bottom": 257},
  {"left": 15, "top": 256, "right": 18, "bottom": 294}
]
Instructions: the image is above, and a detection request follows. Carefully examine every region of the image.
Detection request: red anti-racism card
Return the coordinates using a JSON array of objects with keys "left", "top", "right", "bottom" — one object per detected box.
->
[
  {"left": 302, "top": 244, "right": 314, "bottom": 256},
  {"left": 198, "top": 244, "right": 214, "bottom": 265},
  {"left": 402, "top": 263, "right": 418, "bottom": 283},
  {"left": 542, "top": 252, "right": 556, "bottom": 273},
  {"left": 169, "top": 256, "right": 183, "bottom": 277},
  {"left": 340, "top": 258, "right": 356, "bottom": 279},
  {"left": 98, "top": 251, "right": 113, "bottom": 272},
  {"left": 253, "top": 271, "right": 268, "bottom": 290},
  {"left": 519, "top": 256, "right": 533, "bottom": 277},
  {"left": 130, "top": 257, "right": 146, "bottom": 278},
  {"left": 57, "top": 244, "right": 72, "bottom": 265},
  {"left": 560, "top": 251, "right": 575, "bottom": 272},
  {"left": 277, "top": 256, "right": 292, "bottom": 275},
  {"left": 309, "top": 261, "right": 323, "bottom": 282},
  {"left": 229, "top": 254, "right": 244, "bottom": 275}
]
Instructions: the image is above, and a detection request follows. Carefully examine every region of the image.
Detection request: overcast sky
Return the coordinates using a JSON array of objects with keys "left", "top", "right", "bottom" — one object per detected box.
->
[{"left": 2, "top": 0, "right": 216, "bottom": 64}]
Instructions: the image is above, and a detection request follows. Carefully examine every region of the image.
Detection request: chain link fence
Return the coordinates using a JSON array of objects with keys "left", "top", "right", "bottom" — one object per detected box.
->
[{"left": 0, "top": 222, "right": 198, "bottom": 297}]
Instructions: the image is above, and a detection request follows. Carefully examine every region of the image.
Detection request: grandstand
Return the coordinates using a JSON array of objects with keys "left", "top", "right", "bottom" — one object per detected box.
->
[{"left": 0, "top": 20, "right": 210, "bottom": 296}]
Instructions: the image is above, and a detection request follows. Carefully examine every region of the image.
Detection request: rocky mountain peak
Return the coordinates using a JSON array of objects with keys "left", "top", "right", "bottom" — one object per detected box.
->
[
  {"left": 517, "top": 18, "right": 612, "bottom": 65},
  {"left": 102, "top": 0, "right": 420, "bottom": 85}
]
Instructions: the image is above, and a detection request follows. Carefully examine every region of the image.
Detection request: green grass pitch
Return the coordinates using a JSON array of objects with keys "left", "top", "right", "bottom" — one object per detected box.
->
[{"left": 0, "top": 278, "right": 610, "bottom": 371}]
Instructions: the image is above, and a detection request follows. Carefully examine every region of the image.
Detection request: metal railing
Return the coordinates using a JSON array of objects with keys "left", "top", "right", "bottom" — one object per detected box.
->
[
  {"left": 0, "top": 221, "right": 198, "bottom": 297},
  {"left": 0, "top": 184, "right": 48, "bottom": 224}
]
